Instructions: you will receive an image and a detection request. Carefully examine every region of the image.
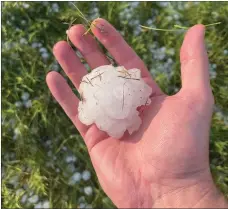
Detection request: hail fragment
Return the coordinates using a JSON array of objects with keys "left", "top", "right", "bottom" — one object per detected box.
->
[{"left": 78, "top": 65, "right": 152, "bottom": 139}]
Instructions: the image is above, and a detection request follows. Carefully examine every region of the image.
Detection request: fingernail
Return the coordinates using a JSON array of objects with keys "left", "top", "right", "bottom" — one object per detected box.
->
[{"left": 91, "top": 18, "right": 108, "bottom": 35}]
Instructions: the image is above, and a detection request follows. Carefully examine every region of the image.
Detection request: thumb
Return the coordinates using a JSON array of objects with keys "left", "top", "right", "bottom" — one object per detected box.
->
[{"left": 180, "top": 24, "right": 211, "bottom": 96}]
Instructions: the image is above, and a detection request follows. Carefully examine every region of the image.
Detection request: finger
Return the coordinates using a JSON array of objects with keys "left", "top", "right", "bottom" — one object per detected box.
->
[
  {"left": 53, "top": 41, "right": 87, "bottom": 89},
  {"left": 180, "top": 24, "right": 211, "bottom": 96},
  {"left": 91, "top": 18, "right": 163, "bottom": 95},
  {"left": 68, "top": 24, "right": 110, "bottom": 69},
  {"left": 46, "top": 71, "right": 88, "bottom": 135}
]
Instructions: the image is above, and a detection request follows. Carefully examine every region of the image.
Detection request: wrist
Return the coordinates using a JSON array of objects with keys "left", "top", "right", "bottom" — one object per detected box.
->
[
  {"left": 151, "top": 172, "right": 228, "bottom": 208},
  {"left": 193, "top": 184, "right": 228, "bottom": 208}
]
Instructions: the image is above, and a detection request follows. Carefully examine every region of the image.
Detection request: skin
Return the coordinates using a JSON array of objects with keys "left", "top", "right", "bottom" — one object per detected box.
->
[{"left": 46, "top": 18, "right": 228, "bottom": 208}]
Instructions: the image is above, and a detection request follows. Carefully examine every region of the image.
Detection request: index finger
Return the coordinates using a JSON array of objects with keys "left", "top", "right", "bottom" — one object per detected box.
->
[{"left": 91, "top": 18, "right": 163, "bottom": 95}]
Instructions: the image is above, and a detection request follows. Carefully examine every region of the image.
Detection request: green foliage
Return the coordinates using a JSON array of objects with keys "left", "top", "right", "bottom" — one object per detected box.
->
[{"left": 2, "top": 1, "right": 228, "bottom": 208}]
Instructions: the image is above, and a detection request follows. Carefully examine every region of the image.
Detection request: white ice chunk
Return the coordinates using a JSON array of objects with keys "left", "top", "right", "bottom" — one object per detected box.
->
[{"left": 78, "top": 65, "right": 152, "bottom": 139}]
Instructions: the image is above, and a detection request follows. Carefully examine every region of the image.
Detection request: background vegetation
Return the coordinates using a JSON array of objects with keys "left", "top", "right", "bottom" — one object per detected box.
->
[{"left": 2, "top": 1, "right": 228, "bottom": 208}]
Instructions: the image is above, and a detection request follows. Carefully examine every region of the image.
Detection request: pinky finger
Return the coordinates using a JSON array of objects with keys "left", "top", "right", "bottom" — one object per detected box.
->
[{"left": 46, "top": 71, "right": 88, "bottom": 135}]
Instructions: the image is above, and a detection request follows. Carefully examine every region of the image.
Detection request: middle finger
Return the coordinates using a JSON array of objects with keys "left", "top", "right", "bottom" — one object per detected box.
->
[{"left": 68, "top": 24, "right": 110, "bottom": 69}]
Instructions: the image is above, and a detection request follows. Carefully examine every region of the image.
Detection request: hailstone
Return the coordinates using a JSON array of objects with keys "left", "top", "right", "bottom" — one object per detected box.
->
[{"left": 78, "top": 65, "right": 152, "bottom": 139}]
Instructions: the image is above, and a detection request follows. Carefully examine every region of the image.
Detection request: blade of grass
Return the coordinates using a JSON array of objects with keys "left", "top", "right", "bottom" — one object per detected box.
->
[
  {"left": 141, "top": 22, "right": 221, "bottom": 32},
  {"left": 140, "top": 25, "right": 178, "bottom": 32}
]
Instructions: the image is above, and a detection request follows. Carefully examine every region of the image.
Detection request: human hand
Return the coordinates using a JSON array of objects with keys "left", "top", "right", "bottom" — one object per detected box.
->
[{"left": 46, "top": 19, "right": 227, "bottom": 208}]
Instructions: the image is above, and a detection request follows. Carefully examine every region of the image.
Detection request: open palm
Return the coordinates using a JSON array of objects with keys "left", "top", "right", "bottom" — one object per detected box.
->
[{"left": 47, "top": 19, "right": 215, "bottom": 207}]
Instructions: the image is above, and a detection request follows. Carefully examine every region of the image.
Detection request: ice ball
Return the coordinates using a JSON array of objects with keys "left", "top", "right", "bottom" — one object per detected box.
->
[{"left": 78, "top": 65, "right": 152, "bottom": 139}]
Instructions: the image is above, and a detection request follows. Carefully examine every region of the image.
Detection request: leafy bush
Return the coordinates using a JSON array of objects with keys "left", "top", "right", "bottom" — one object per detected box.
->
[{"left": 2, "top": 1, "right": 228, "bottom": 208}]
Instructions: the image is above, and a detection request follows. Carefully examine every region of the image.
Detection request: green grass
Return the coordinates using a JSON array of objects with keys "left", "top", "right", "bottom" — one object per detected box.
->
[{"left": 2, "top": 1, "right": 228, "bottom": 208}]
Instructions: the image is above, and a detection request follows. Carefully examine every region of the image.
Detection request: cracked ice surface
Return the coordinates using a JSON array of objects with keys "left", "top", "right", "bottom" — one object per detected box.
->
[{"left": 78, "top": 65, "right": 152, "bottom": 139}]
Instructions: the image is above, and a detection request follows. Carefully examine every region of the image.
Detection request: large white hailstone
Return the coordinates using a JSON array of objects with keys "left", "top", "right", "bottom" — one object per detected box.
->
[{"left": 78, "top": 65, "right": 152, "bottom": 139}]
